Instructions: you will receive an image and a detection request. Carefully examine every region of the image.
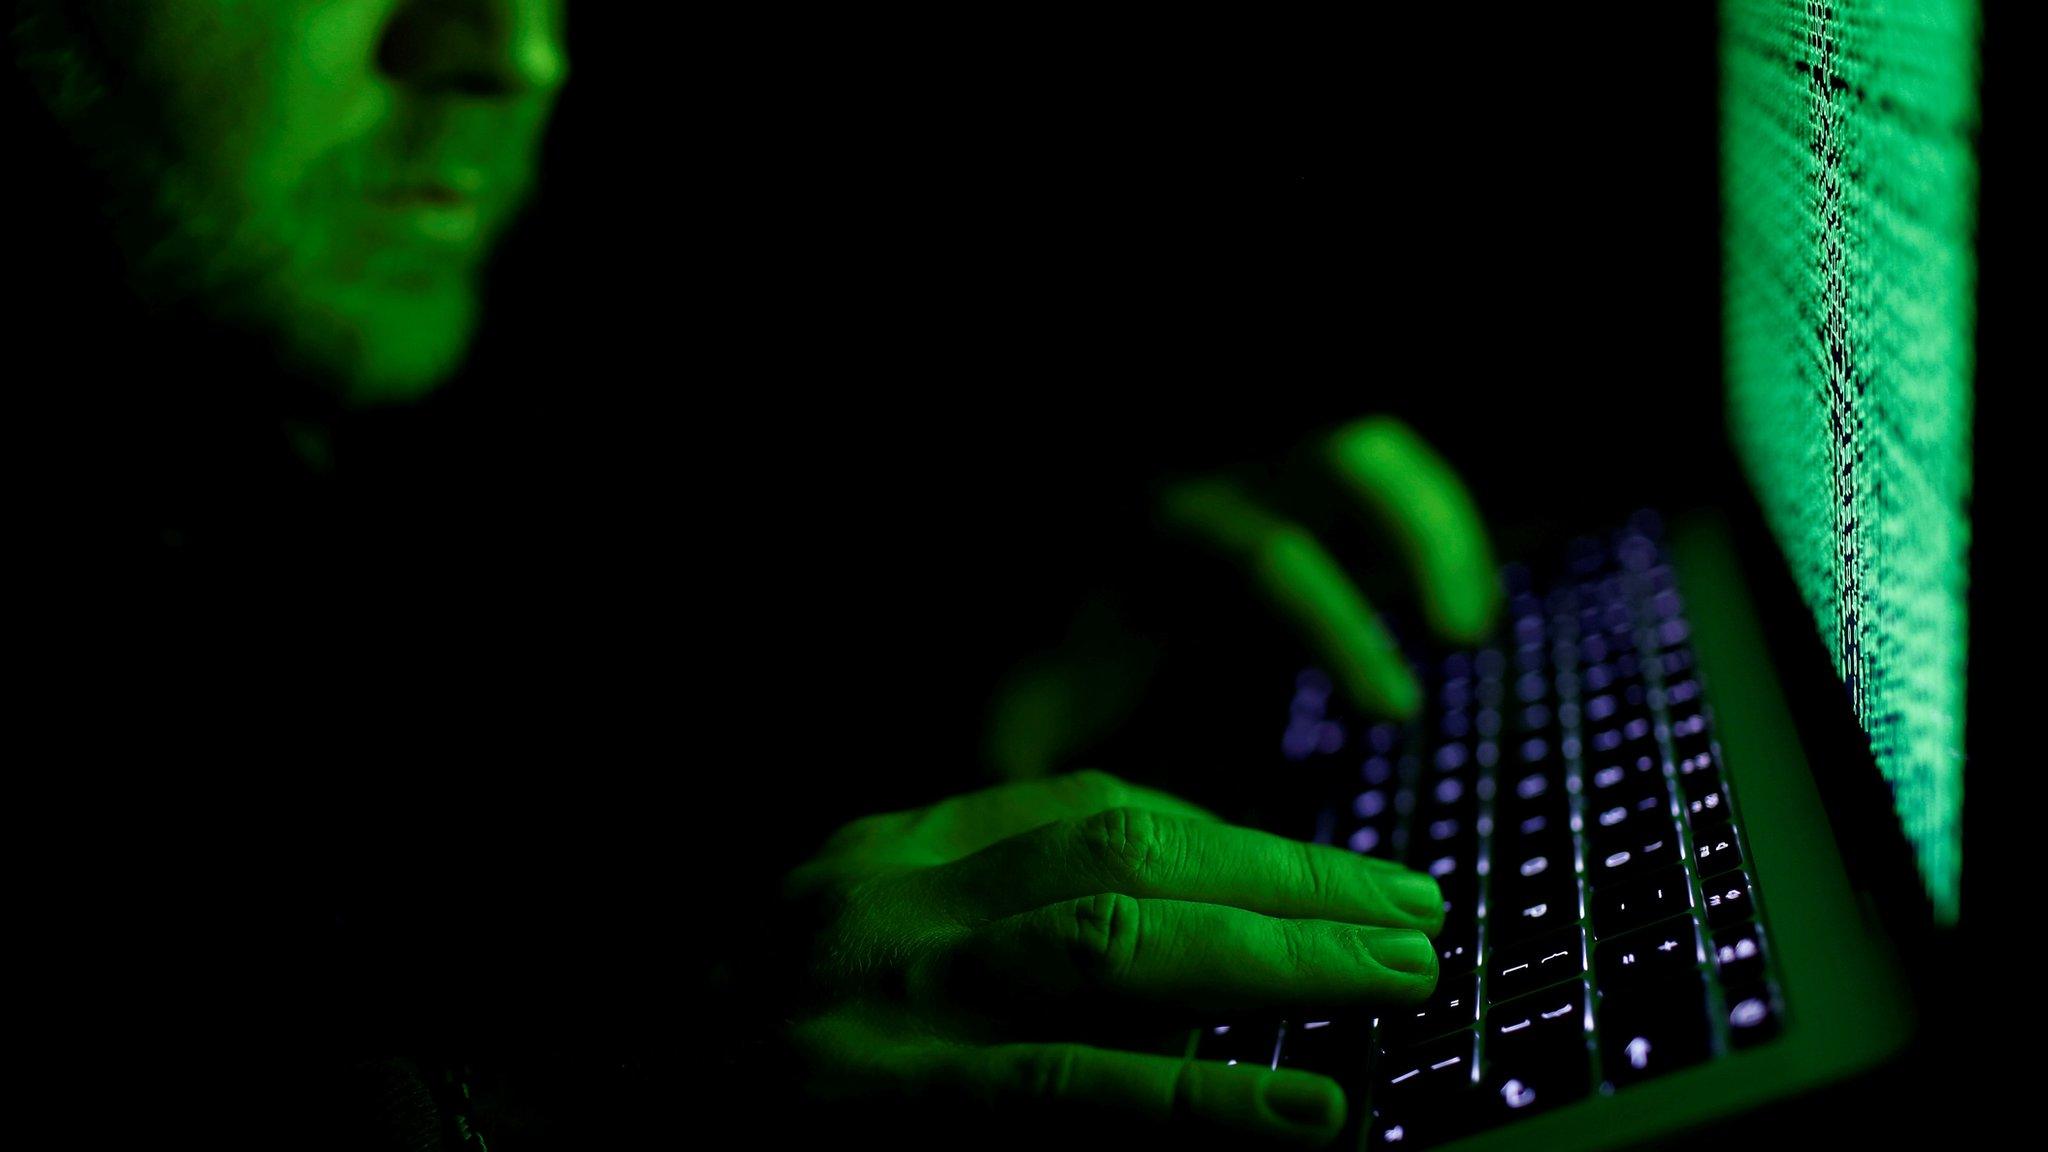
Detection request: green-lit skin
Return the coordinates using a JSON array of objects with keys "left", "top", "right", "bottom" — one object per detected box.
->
[
  {"left": 935, "top": 425, "right": 1488, "bottom": 1139},
  {"left": 1325, "top": 418, "right": 1502, "bottom": 645},
  {"left": 989, "top": 417, "right": 1500, "bottom": 778},
  {"left": 17, "top": 0, "right": 568, "bottom": 405},
  {"left": 1160, "top": 417, "right": 1497, "bottom": 722},
  {"left": 788, "top": 771, "right": 1447, "bottom": 1146}
]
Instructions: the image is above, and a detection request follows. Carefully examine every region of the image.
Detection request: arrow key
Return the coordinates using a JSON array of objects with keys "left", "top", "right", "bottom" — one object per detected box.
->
[{"left": 1598, "top": 975, "right": 1712, "bottom": 1089}]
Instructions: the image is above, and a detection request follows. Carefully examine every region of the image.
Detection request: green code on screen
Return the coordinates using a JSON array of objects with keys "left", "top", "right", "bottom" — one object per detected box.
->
[{"left": 1723, "top": 0, "right": 1975, "bottom": 923}]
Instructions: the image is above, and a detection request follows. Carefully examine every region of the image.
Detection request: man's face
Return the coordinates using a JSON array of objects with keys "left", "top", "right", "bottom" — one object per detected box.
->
[{"left": 37, "top": 1, "right": 568, "bottom": 405}]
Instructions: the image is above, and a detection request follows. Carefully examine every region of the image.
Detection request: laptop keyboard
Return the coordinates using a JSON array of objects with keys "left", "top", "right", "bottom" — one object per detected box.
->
[{"left": 1203, "top": 517, "right": 1787, "bottom": 1147}]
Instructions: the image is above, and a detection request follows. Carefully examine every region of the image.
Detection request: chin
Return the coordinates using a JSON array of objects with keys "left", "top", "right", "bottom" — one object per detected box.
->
[
  {"left": 307, "top": 281, "right": 481, "bottom": 408},
  {"left": 344, "top": 342, "right": 470, "bottom": 406}
]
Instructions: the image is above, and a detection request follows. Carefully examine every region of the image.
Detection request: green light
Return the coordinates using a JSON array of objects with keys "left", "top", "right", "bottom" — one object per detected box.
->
[
  {"left": 1722, "top": 0, "right": 1975, "bottom": 922},
  {"left": 13, "top": 0, "right": 568, "bottom": 406}
]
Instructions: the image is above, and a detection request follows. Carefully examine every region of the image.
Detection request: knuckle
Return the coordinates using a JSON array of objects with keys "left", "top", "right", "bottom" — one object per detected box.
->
[
  {"left": 1296, "top": 843, "right": 1334, "bottom": 907},
  {"left": 1169, "top": 1058, "right": 1203, "bottom": 1123},
  {"left": 1258, "top": 523, "right": 1317, "bottom": 566},
  {"left": 1276, "top": 918, "right": 1307, "bottom": 974},
  {"left": 1062, "top": 769, "right": 1129, "bottom": 811},
  {"left": 1079, "top": 806, "right": 1166, "bottom": 888},
  {"left": 1279, "top": 917, "right": 1337, "bottom": 976},
  {"left": 818, "top": 811, "right": 893, "bottom": 855},
  {"left": 1329, "top": 415, "right": 1409, "bottom": 461},
  {"left": 1065, "top": 892, "right": 1143, "bottom": 988},
  {"left": 1017, "top": 1044, "right": 1085, "bottom": 1103}
]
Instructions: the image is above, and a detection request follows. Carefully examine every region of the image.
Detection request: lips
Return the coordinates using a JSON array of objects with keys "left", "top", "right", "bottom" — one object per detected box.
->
[
  {"left": 374, "top": 166, "right": 487, "bottom": 203},
  {"left": 378, "top": 184, "right": 473, "bottom": 207},
  {"left": 368, "top": 179, "right": 486, "bottom": 249}
]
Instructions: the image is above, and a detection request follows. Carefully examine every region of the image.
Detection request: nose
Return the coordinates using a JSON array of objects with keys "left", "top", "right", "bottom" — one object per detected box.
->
[{"left": 380, "top": 0, "right": 570, "bottom": 99}]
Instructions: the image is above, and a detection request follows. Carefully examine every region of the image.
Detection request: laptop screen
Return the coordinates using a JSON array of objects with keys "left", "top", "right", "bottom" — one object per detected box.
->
[{"left": 1721, "top": 0, "right": 1976, "bottom": 924}]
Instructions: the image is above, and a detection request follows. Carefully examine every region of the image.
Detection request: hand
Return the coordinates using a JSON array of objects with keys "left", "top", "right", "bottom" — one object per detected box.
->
[
  {"left": 985, "top": 416, "right": 1499, "bottom": 779},
  {"left": 784, "top": 770, "right": 1446, "bottom": 1146},
  {"left": 1159, "top": 416, "right": 1500, "bottom": 716}
]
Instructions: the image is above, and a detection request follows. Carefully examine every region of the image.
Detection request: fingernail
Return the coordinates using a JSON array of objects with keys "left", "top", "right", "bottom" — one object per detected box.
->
[
  {"left": 1262, "top": 1072, "right": 1343, "bottom": 1130},
  {"left": 1364, "top": 928, "right": 1437, "bottom": 976},
  {"left": 1383, "top": 870, "right": 1444, "bottom": 924}
]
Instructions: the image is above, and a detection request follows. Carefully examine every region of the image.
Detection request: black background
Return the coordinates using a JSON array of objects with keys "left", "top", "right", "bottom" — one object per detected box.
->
[
  {"left": 449, "top": 4, "right": 2019, "bottom": 1143},
  {"left": 472, "top": 1, "right": 1730, "bottom": 794},
  {"left": 438, "top": 6, "right": 1733, "bottom": 1143},
  {"left": 42, "top": 2, "right": 2019, "bottom": 1147}
]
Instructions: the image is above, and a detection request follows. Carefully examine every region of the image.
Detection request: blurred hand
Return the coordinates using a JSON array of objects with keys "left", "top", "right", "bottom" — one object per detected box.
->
[
  {"left": 785, "top": 770, "right": 1445, "bottom": 1146},
  {"left": 1161, "top": 416, "right": 1500, "bottom": 715},
  {"left": 986, "top": 416, "right": 1500, "bottom": 779}
]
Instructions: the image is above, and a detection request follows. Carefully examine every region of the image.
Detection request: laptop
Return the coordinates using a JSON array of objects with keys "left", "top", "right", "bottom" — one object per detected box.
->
[{"left": 1171, "top": 3, "right": 1980, "bottom": 1146}]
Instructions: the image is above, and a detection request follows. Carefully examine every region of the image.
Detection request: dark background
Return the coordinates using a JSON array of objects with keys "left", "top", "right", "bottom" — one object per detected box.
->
[
  {"left": 479, "top": 0, "right": 1729, "bottom": 789},
  {"left": 34, "top": 3, "right": 1941, "bottom": 1146},
  {"left": 12, "top": 0, "right": 2014, "bottom": 1144},
  {"left": 421, "top": 6, "right": 1730, "bottom": 1143},
  {"left": 462, "top": 0, "right": 2017, "bottom": 1138}
]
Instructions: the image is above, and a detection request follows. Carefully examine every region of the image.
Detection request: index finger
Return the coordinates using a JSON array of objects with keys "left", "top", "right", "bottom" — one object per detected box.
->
[
  {"left": 927, "top": 805, "right": 1445, "bottom": 932},
  {"left": 908, "top": 771, "right": 1223, "bottom": 859},
  {"left": 1324, "top": 417, "right": 1501, "bottom": 644},
  {"left": 816, "top": 771, "right": 1221, "bottom": 869}
]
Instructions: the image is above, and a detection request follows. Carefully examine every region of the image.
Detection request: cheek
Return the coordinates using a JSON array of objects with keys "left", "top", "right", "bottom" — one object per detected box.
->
[
  {"left": 127, "top": 2, "right": 392, "bottom": 218},
  {"left": 248, "top": 3, "right": 399, "bottom": 204}
]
